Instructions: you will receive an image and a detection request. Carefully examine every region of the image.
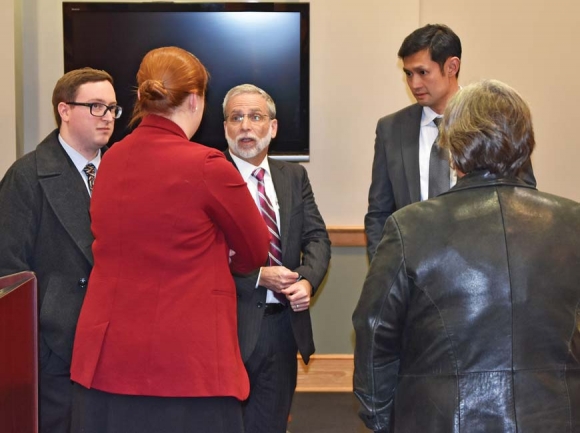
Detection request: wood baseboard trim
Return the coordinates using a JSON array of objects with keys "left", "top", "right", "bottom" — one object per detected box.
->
[
  {"left": 296, "top": 354, "right": 354, "bottom": 392},
  {"left": 327, "top": 226, "right": 366, "bottom": 247}
]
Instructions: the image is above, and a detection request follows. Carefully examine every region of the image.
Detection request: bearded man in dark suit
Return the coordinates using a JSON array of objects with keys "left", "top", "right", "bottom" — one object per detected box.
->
[
  {"left": 0, "top": 68, "right": 120, "bottom": 433},
  {"left": 223, "top": 84, "right": 331, "bottom": 433}
]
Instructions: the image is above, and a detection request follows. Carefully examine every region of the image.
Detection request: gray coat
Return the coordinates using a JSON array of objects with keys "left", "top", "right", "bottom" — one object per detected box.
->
[{"left": 0, "top": 130, "right": 94, "bottom": 366}]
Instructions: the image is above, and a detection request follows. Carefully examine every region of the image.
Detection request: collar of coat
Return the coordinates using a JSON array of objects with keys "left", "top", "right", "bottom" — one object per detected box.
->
[{"left": 443, "top": 170, "right": 537, "bottom": 196}]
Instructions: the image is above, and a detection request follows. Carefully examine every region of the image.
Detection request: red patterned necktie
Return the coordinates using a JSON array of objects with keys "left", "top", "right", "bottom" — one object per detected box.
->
[
  {"left": 252, "top": 167, "right": 286, "bottom": 304},
  {"left": 252, "top": 168, "right": 283, "bottom": 266},
  {"left": 83, "top": 163, "right": 96, "bottom": 195}
]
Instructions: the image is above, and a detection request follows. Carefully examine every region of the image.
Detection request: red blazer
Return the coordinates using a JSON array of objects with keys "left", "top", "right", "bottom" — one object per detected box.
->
[{"left": 70, "top": 115, "right": 269, "bottom": 399}]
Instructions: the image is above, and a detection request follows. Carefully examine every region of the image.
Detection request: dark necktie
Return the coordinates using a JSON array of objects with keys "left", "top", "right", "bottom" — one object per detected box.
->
[
  {"left": 252, "top": 168, "right": 286, "bottom": 304},
  {"left": 83, "top": 163, "right": 96, "bottom": 195},
  {"left": 428, "top": 117, "right": 450, "bottom": 198}
]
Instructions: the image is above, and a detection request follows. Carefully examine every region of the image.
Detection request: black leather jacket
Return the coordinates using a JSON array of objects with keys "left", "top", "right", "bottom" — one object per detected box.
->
[{"left": 353, "top": 171, "right": 580, "bottom": 433}]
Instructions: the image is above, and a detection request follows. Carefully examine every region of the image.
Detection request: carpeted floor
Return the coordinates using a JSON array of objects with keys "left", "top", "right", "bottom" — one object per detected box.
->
[{"left": 287, "top": 392, "right": 371, "bottom": 433}]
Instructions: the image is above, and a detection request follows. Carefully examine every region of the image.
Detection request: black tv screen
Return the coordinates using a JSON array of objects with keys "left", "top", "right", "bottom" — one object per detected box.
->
[{"left": 63, "top": 2, "right": 310, "bottom": 160}]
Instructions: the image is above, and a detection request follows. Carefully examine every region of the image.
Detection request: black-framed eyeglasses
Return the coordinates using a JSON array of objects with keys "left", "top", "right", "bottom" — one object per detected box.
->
[
  {"left": 225, "top": 113, "right": 271, "bottom": 124},
  {"left": 66, "top": 102, "right": 123, "bottom": 119}
]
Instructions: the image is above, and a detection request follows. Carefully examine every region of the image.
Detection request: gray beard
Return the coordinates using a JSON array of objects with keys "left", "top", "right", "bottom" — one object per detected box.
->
[{"left": 226, "top": 130, "right": 271, "bottom": 160}]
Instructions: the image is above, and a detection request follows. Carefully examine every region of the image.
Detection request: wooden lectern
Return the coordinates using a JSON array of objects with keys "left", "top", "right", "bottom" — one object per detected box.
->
[{"left": 0, "top": 271, "right": 38, "bottom": 433}]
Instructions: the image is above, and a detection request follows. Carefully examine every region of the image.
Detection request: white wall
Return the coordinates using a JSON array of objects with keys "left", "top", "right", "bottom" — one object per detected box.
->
[
  {"left": 423, "top": 0, "right": 580, "bottom": 205},
  {"left": 15, "top": 0, "right": 580, "bottom": 227},
  {"left": 307, "top": 0, "right": 418, "bottom": 226},
  {"left": 0, "top": 0, "right": 16, "bottom": 175}
]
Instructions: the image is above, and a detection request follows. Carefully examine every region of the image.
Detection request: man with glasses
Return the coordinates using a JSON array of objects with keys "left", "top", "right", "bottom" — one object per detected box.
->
[
  {"left": 222, "top": 84, "right": 331, "bottom": 433},
  {"left": 0, "top": 67, "right": 120, "bottom": 433}
]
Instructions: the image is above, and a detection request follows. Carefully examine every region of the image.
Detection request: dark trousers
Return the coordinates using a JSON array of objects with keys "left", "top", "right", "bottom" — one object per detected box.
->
[
  {"left": 39, "top": 337, "right": 73, "bottom": 433},
  {"left": 71, "top": 385, "right": 244, "bottom": 433},
  {"left": 243, "top": 308, "right": 298, "bottom": 433}
]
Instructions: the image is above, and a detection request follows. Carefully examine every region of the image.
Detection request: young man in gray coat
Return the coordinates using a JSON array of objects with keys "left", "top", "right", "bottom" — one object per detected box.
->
[{"left": 0, "top": 68, "right": 120, "bottom": 433}]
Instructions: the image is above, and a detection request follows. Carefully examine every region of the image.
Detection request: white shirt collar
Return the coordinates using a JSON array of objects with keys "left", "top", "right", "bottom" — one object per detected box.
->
[
  {"left": 421, "top": 106, "right": 442, "bottom": 127},
  {"left": 58, "top": 134, "right": 101, "bottom": 171},
  {"left": 229, "top": 152, "right": 272, "bottom": 182}
]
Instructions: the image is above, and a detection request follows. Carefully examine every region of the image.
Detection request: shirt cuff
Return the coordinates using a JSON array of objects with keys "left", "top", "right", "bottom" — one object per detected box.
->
[{"left": 255, "top": 267, "right": 263, "bottom": 289}]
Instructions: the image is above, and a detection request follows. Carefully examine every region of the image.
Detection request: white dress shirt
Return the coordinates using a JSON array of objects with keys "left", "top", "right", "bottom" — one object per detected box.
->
[{"left": 230, "top": 153, "right": 282, "bottom": 304}]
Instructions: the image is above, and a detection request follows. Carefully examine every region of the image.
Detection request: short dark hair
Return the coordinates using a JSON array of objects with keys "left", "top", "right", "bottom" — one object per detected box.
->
[
  {"left": 52, "top": 68, "right": 114, "bottom": 128},
  {"left": 439, "top": 79, "right": 535, "bottom": 177},
  {"left": 398, "top": 24, "right": 462, "bottom": 77}
]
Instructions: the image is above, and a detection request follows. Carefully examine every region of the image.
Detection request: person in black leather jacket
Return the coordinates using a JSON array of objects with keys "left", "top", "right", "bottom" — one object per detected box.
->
[{"left": 353, "top": 79, "right": 580, "bottom": 433}]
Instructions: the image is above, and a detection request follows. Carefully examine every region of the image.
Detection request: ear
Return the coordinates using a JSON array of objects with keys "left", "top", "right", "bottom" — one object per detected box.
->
[
  {"left": 270, "top": 118, "right": 278, "bottom": 139},
  {"left": 57, "top": 102, "right": 71, "bottom": 124},
  {"left": 447, "top": 57, "right": 460, "bottom": 78},
  {"left": 189, "top": 93, "right": 198, "bottom": 112}
]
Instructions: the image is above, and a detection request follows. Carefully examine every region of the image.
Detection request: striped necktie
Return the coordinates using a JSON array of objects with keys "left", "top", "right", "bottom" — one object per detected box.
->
[
  {"left": 83, "top": 163, "right": 96, "bottom": 195},
  {"left": 252, "top": 168, "right": 287, "bottom": 304},
  {"left": 252, "top": 168, "right": 283, "bottom": 266}
]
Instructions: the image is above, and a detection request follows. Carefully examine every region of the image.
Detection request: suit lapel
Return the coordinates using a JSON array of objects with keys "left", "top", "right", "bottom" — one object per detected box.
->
[
  {"left": 400, "top": 104, "right": 422, "bottom": 203},
  {"left": 224, "top": 149, "right": 235, "bottom": 165},
  {"left": 36, "top": 133, "right": 94, "bottom": 265},
  {"left": 268, "top": 159, "right": 292, "bottom": 258}
]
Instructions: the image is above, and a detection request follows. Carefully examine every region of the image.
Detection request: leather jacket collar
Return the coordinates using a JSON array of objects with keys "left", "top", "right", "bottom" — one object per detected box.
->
[{"left": 442, "top": 170, "right": 537, "bottom": 196}]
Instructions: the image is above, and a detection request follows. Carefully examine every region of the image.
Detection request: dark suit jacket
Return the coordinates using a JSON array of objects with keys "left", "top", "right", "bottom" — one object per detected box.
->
[
  {"left": 0, "top": 130, "right": 94, "bottom": 366},
  {"left": 225, "top": 151, "right": 331, "bottom": 365},
  {"left": 364, "top": 103, "right": 537, "bottom": 260}
]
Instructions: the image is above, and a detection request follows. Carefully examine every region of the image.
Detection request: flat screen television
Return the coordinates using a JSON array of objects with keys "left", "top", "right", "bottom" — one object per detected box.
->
[{"left": 63, "top": 2, "right": 310, "bottom": 161}]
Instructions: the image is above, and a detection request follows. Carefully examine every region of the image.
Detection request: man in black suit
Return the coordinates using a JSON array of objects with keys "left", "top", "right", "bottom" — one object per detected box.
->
[
  {"left": 365, "top": 24, "right": 463, "bottom": 261},
  {"left": 0, "top": 68, "right": 120, "bottom": 433},
  {"left": 223, "top": 84, "right": 331, "bottom": 433},
  {"left": 365, "top": 24, "right": 536, "bottom": 261}
]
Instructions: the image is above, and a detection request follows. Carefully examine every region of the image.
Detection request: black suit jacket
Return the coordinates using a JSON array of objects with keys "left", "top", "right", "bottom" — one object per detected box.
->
[
  {"left": 0, "top": 130, "right": 94, "bottom": 366},
  {"left": 364, "top": 103, "right": 537, "bottom": 261},
  {"left": 225, "top": 151, "right": 331, "bottom": 365}
]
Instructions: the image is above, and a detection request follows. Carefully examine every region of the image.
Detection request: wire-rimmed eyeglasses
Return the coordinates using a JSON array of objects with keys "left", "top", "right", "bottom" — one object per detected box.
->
[
  {"left": 66, "top": 102, "right": 123, "bottom": 119},
  {"left": 225, "top": 113, "right": 271, "bottom": 124}
]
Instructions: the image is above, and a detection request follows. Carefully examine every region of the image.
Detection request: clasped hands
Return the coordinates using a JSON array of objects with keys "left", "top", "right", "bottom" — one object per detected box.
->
[{"left": 259, "top": 266, "right": 312, "bottom": 312}]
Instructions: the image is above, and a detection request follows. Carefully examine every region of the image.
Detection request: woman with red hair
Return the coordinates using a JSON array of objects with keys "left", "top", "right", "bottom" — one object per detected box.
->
[{"left": 70, "top": 46, "right": 269, "bottom": 433}]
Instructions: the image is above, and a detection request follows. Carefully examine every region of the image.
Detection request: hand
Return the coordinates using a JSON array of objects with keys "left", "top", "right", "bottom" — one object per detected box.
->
[
  {"left": 228, "top": 249, "right": 236, "bottom": 264},
  {"left": 282, "top": 279, "right": 312, "bottom": 312},
  {"left": 259, "top": 266, "right": 300, "bottom": 293}
]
